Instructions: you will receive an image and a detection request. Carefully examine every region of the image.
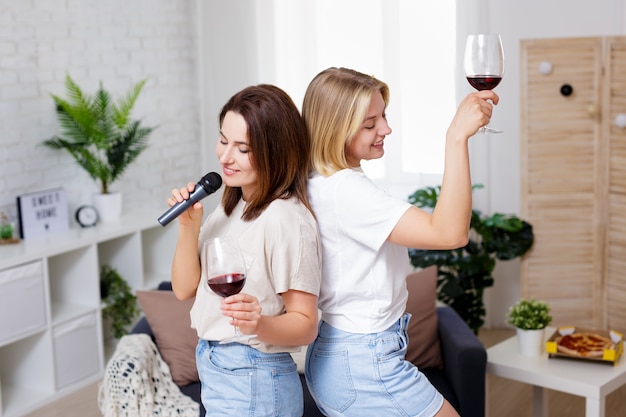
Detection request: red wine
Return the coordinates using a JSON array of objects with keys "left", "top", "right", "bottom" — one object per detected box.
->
[
  {"left": 208, "top": 273, "right": 246, "bottom": 297},
  {"left": 467, "top": 76, "right": 502, "bottom": 91}
]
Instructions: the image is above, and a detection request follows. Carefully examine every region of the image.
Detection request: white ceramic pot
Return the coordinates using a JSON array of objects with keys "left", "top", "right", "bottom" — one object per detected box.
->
[
  {"left": 516, "top": 327, "right": 545, "bottom": 356},
  {"left": 93, "top": 192, "right": 122, "bottom": 223}
]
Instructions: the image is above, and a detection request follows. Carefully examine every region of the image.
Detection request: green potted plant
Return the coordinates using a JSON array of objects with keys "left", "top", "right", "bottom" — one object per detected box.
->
[
  {"left": 0, "top": 211, "right": 15, "bottom": 241},
  {"left": 407, "top": 184, "right": 534, "bottom": 334},
  {"left": 41, "top": 74, "right": 156, "bottom": 222},
  {"left": 506, "top": 297, "right": 552, "bottom": 356},
  {"left": 506, "top": 297, "right": 552, "bottom": 330},
  {"left": 100, "top": 264, "right": 139, "bottom": 339}
]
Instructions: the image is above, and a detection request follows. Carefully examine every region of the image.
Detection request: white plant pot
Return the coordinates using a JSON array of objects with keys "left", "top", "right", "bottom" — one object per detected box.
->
[
  {"left": 93, "top": 192, "right": 122, "bottom": 223},
  {"left": 516, "top": 327, "right": 545, "bottom": 357}
]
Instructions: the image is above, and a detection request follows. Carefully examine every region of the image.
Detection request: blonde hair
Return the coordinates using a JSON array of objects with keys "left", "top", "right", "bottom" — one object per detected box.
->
[{"left": 302, "top": 67, "right": 390, "bottom": 176}]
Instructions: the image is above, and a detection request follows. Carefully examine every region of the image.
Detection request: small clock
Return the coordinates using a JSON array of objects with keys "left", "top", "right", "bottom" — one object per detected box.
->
[{"left": 75, "top": 205, "right": 99, "bottom": 228}]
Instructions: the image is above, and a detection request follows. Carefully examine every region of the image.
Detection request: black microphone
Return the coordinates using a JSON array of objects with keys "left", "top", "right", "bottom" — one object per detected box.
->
[{"left": 158, "top": 172, "right": 222, "bottom": 226}]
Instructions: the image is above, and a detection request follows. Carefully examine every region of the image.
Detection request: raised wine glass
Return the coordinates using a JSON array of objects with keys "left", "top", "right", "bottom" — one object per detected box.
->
[
  {"left": 204, "top": 237, "right": 255, "bottom": 344},
  {"left": 464, "top": 33, "right": 504, "bottom": 134}
]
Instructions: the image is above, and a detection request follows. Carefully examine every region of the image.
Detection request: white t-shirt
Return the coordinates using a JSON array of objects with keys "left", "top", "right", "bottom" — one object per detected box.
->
[
  {"left": 308, "top": 168, "right": 412, "bottom": 334},
  {"left": 190, "top": 197, "right": 322, "bottom": 353}
]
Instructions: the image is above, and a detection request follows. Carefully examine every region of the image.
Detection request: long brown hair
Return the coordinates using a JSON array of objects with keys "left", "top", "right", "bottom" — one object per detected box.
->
[{"left": 219, "top": 84, "right": 313, "bottom": 220}]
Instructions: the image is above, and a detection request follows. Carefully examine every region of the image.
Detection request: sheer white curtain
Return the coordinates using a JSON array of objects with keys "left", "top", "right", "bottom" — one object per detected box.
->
[{"left": 268, "top": 0, "right": 457, "bottom": 200}]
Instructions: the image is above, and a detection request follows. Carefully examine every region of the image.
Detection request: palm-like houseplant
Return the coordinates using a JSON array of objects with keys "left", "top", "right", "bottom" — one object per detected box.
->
[
  {"left": 407, "top": 184, "right": 535, "bottom": 334},
  {"left": 41, "top": 74, "right": 155, "bottom": 195}
]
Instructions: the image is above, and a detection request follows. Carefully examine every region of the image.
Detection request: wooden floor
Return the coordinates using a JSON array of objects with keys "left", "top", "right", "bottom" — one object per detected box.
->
[
  {"left": 23, "top": 382, "right": 101, "bottom": 417},
  {"left": 23, "top": 328, "right": 626, "bottom": 417}
]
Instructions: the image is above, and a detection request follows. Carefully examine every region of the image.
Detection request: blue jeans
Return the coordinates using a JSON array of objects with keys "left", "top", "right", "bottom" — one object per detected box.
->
[
  {"left": 305, "top": 313, "right": 443, "bottom": 417},
  {"left": 196, "top": 340, "right": 303, "bottom": 416}
]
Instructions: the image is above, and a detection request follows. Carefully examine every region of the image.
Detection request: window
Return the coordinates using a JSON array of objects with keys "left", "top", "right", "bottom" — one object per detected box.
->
[{"left": 271, "top": 0, "right": 456, "bottom": 199}]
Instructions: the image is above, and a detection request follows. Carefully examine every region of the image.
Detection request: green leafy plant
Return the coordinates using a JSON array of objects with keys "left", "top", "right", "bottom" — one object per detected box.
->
[
  {"left": 41, "top": 74, "right": 156, "bottom": 194},
  {"left": 100, "top": 264, "right": 139, "bottom": 339},
  {"left": 0, "top": 212, "right": 14, "bottom": 240},
  {"left": 506, "top": 298, "right": 552, "bottom": 330},
  {"left": 407, "top": 184, "right": 534, "bottom": 334}
]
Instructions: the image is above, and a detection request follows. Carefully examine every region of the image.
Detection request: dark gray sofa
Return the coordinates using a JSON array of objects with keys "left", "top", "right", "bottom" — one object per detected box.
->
[{"left": 131, "top": 282, "right": 486, "bottom": 417}]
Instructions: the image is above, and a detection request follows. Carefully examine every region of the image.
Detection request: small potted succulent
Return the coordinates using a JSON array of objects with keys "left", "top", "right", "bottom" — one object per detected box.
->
[
  {"left": 0, "top": 211, "right": 16, "bottom": 243},
  {"left": 507, "top": 297, "right": 552, "bottom": 330},
  {"left": 506, "top": 298, "right": 552, "bottom": 356}
]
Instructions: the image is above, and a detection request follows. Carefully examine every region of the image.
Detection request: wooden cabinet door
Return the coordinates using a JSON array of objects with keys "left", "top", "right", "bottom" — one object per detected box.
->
[
  {"left": 603, "top": 36, "right": 626, "bottom": 333},
  {"left": 520, "top": 37, "right": 604, "bottom": 328}
]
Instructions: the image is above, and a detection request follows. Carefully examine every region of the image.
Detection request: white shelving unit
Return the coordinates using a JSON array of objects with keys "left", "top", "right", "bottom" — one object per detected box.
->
[{"left": 0, "top": 209, "right": 177, "bottom": 417}]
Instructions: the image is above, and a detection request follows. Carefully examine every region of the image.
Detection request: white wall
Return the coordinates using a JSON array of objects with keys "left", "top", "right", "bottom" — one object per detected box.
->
[
  {"left": 196, "top": 1, "right": 259, "bottom": 174},
  {"left": 0, "top": 0, "right": 203, "bottom": 224}
]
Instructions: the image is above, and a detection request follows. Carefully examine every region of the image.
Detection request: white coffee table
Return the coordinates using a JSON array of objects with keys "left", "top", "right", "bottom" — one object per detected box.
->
[{"left": 486, "top": 327, "right": 626, "bottom": 417}]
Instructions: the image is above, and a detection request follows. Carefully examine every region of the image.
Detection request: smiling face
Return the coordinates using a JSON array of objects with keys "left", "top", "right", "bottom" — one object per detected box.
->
[
  {"left": 345, "top": 91, "right": 392, "bottom": 167},
  {"left": 216, "top": 111, "right": 258, "bottom": 200}
]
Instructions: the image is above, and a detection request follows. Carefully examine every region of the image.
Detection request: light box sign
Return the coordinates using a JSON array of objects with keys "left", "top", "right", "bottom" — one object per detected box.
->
[{"left": 17, "top": 188, "right": 70, "bottom": 239}]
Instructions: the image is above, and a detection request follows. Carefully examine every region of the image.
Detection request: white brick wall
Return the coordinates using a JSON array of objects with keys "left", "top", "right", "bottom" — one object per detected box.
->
[{"left": 0, "top": 0, "right": 202, "bottom": 228}]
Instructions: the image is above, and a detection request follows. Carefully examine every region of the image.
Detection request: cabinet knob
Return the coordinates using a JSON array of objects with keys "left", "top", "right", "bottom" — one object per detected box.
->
[
  {"left": 614, "top": 113, "right": 626, "bottom": 128},
  {"left": 538, "top": 61, "right": 553, "bottom": 75},
  {"left": 560, "top": 84, "right": 573, "bottom": 97}
]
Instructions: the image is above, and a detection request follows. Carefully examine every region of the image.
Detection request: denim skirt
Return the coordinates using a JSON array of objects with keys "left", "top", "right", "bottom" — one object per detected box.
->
[
  {"left": 196, "top": 339, "right": 303, "bottom": 416},
  {"left": 304, "top": 313, "right": 443, "bottom": 417}
]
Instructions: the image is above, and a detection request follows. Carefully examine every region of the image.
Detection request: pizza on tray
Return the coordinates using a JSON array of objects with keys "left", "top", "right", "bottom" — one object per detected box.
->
[{"left": 555, "top": 332, "right": 614, "bottom": 358}]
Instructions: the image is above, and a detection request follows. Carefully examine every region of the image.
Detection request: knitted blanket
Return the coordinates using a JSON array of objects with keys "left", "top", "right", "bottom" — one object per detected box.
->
[{"left": 98, "top": 334, "right": 199, "bottom": 417}]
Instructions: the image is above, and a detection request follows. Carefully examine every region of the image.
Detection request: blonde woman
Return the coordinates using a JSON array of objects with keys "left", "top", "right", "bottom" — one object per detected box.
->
[{"left": 302, "top": 67, "right": 498, "bottom": 417}]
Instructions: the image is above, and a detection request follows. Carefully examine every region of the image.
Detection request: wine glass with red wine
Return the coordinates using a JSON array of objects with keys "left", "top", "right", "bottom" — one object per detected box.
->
[
  {"left": 464, "top": 33, "right": 504, "bottom": 134},
  {"left": 205, "top": 237, "right": 255, "bottom": 344}
]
